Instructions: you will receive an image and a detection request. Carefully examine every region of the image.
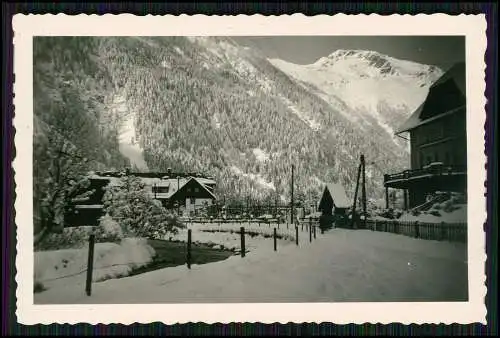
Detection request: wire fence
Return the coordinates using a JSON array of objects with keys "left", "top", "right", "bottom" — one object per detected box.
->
[
  {"left": 36, "top": 218, "right": 323, "bottom": 295},
  {"left": 37, "top": 260, "right": 155, "bottom": 284},
  {"left": 186, "top": 218, "right": 321, "bottom": 242},
  {"left": 35, "top": 216, "right": 465, "bottom": 297}
]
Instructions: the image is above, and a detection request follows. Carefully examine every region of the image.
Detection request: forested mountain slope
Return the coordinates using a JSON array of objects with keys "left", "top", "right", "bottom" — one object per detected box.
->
[{"left": 34, "top": 37, "right": 442, "bottom": 209}]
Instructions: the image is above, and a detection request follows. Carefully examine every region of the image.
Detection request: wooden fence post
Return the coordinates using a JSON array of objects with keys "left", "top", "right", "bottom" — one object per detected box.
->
[
  {"left": 415, "top": 221, "right": 420, "bottom": 239},
  {"left": 440, "top": 222, "right": 446, "bottom": 241},
  {"left": 313, "top": 225, "right": 316, "bottom": 239},
  {"left": 187, "top": 229, "right": 192, "bottom": 269},
  {"left": 295, "top": 226, "right": 299, "bottom": 246},
  {"left": 374, "top": 220, "right": 377, "bottom": 231},
  {"left": 309, "top": 223, "right": 312, "bottom": 242},
  {"left": 273, "top": 228, "right": 277, "bottom": 252},
  {"left": 240, "top": 227, "right": 246, "bottom": 257},
  {"left": 85, "top": 234, "right": 95, "bottom": 296}
]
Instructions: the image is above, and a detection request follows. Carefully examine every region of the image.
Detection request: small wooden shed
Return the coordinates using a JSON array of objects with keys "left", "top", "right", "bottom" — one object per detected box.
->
[{"left": 318, "top": 183, "right": 352, "bottom": 216}]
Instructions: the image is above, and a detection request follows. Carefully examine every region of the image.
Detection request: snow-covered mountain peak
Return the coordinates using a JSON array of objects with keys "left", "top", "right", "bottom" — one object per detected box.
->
[
  {"left": 313, "top": 49, "right": 442, "bottom": 81},
  {"left": 269, "top": 51, "right": 443, "bottom": 144}
]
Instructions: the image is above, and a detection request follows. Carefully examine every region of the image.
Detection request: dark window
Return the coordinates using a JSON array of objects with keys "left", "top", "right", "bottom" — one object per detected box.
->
[
  {"left": 152, "top": 186, "right": 169, "bottom": 193},
  {"left": 190, "top": 197, "right": 196, "bottom": 204},
  {"left": 195, "top": 187, "right": 199, "bottom": 193},
  {"left": 445, "top": 152, "right": 450, "bottom": 164}
]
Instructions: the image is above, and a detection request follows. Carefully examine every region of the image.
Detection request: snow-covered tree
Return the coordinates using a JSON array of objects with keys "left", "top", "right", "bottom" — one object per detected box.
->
[
  {"left": 35, "top": 134, "right": 95, "bottom": 247},
  {"left": 101, "top": 175, "right": 183, "bottom": 239}
]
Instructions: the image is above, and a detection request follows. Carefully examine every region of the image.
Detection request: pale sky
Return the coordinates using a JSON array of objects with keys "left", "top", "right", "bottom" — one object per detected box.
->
[{"left": 233, "top": 36, "right": 465, "bottom": 71}]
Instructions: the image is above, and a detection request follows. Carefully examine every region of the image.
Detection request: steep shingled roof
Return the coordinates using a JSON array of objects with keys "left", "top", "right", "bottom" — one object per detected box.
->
[
  {"left": 395, "top": 61, "right": 466, "bottom": 135},
  {"left": 324, "top": 182, "right": 352, "bottom": 209}
]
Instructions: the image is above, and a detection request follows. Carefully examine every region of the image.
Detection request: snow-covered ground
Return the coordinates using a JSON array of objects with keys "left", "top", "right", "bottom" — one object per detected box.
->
[
  {"left": 35, "top": 238, "right": 156, "bottom": 292},
  {"left": 398, "top": 204, "right": 467, "bottom": 223},
  {"left": 168, "top": 221, "right": 308, "bottom": 252},
  {"left": 34, "top": 228, "right": 468, "bottom": 304}
]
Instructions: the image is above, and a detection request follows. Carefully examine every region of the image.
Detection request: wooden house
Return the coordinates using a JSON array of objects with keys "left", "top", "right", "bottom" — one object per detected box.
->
[
  {"left": 65, "top": 169, "right": 217, "bottom": 226},
  {"left": 146, "top": 175, "right": 216, "bottom": 214},
  {"left": 384, "top": 62, "right": 467, "bottom": 209}
]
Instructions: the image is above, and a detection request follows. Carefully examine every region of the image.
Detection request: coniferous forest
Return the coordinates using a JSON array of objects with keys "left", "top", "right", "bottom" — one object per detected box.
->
[{"left": 34, "top": 36, "right": 416, "bottom": 222}]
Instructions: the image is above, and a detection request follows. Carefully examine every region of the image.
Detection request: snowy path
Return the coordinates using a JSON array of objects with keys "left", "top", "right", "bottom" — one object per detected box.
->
[{"left": 34, "top": 229, "right": 468, "bottom": 304}]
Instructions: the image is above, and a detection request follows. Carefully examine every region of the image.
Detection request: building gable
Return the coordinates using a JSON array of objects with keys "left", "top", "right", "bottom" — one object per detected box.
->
[
  {"left": 395, "top": 61, "right": 466, "bottom": 135},
  {"left": 318, "top": 183, "right": 352, "bottom": 213},
  {"left": 168, "top": 177, "right": 216, "bottom": 201}
]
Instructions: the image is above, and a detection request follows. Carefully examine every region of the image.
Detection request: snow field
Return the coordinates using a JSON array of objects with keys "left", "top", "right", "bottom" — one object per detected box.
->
[
  {"left": 34, "top": 228, "right": 468, "bottom": 304},
  {"left": 35, "top": 220, "right": 312, "bottom": 294},
  {"left": 35, "top": 237, "right": 156, "bottom": 291}
]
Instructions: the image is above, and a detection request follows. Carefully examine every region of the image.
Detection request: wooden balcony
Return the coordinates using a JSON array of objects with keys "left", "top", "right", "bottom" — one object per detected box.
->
[{"left": 384, "top": 163, "right": 467, "bottom": 190}]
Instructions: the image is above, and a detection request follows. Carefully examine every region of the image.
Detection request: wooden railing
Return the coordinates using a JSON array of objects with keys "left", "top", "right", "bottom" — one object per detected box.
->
[{"left": 384, "top": 164, "right": 467, "bottom": 185}]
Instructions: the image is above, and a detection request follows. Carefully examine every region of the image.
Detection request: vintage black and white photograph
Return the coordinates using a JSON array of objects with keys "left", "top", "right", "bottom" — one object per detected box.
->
[{"left": 14, "top": 14, "right": 487, "bottom": 324}]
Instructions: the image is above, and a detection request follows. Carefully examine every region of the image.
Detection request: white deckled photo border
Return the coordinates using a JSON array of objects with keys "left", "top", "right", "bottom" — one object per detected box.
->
[{"left": 13, "top": 13, "right": 488, "bottom": 325}]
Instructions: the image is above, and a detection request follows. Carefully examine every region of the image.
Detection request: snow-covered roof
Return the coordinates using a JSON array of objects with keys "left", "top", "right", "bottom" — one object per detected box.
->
[
  {"left": 189, "top": 177, "right": 217, "bottom": 200},
  {"left": 429, "top": 61, "right": 466, "bottom": 97},
  {"left": 395, "top": 104, "right": 465, "bottom": 135},
  {"left": 325, "top": 183, "right": 352, "bottom": 209},
  {"left": 394, "top": 102, "right": 425, "bottom": 134},
  {"left": 195, "top": 177, "right": 216, "bottom": 185},
  {"left": 395, "top": 61, "right": 466, "bottom": 135},
  {"left": 148, "top": 177, "right": 216, "bottom": 200},
  {"left": 155, "top": 178, "right": 189, "bottom": 199},
  {"left": 75, "top": 204, "right": 104, "bottom": 209},
  {"left": 88, "top": 175, "right": 123, "bottom": 187},
  {"left": 88, "top": 173, "right": 216, "bottom": 200}
]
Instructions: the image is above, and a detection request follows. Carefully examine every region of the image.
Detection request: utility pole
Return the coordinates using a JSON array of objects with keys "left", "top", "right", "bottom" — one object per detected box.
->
[
  {"left": 246, "top": 195, "right": 249, "bottom": 218},
  {"left": 351, "top": 156, "right": 362, "bottom": 229},
  {"left": 385, "top": 185, "right": 389, "bottom": 210},
  {"left": 361, "top": 154, "right": 367, "bottom": 229},
  {"left": 275, "top": 194, "right": 278, "bottom": 217},
  {"left": 177, "top": 176, "right": 181, "bottom": 216},
  {"left": 291, "top": 164, "right": 295, "bottom": 225}
]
